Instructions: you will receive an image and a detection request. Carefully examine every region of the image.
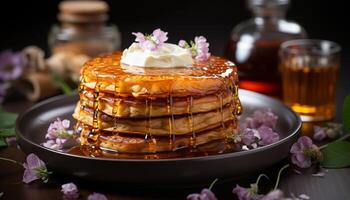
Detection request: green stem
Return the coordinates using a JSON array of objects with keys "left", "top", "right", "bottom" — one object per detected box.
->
[
  {"left": 255, "top": 173, "right": 269, "bottom": 185},
  {"left": 0, "top": 157, "right": 23, "bottom": 167},
  {"left": 208, "top": 178, "right": 219, "bottom": 190},
  {"left": 274, "top": 164, "right": 289, "bottom": 190},
  {"left": 319, "top": 134, "right": 350, "bottom": 150}
]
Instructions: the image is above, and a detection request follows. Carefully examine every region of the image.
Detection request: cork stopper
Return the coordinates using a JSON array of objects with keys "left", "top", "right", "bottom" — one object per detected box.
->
[{"left": 58, "top": 0, "right": 109, "bottom": 23}]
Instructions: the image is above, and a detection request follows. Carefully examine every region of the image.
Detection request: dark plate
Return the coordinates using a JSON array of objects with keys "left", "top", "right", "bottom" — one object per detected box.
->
[{"left": 16, "top": 90, "right": 301, "bottom": 186}]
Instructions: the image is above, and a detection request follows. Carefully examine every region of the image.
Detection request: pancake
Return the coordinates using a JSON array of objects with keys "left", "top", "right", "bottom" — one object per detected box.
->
[
  {"left": 78, "top": 121, "right": 237, "bottom": 153},
  {"left": 80, "top": 52, "right": 239, "bottom": 98},
  {"left": 75, "top": 51, "right": 241, "bottom": 155},
  {"left": 73, "top": 103, "right": 236, "bottom": 136},
  {"left": 79, "top": 89, "right": 233, "bottom": 118}
]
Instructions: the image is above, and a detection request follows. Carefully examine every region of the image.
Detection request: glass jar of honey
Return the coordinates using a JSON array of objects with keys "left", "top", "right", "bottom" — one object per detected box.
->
[
  {"left": 224, "top": 0, "right": 307, "bottom": 98},
  {"left": 48, "top": 0, "right": 121, "bottom": 58}
]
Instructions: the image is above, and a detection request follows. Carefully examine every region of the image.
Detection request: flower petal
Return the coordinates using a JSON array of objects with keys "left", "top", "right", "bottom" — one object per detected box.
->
[
  {"left": 22, "top": 167, "right": 39, "bottom": 184},
  {"left": 25, "top": 153, "right": 46, "bottom": 170}
]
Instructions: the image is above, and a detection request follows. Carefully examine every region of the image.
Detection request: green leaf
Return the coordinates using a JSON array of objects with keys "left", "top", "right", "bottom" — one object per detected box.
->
[
  {"left": 0, "top": 110, "right": 18, "bottom": 128},
  {"left": 0, "top": 138, "right": 7, "bottom": 147},
  {"left": 321, "top": 141, "right": 350, "bottom": 168},
  {"left": 343, "top": 94, "right": 350, "bottom": 133},
  {"left": 0, "top": 128, "right": 16, "bottom": 137},
  {"left": 51, "top": 72, "right": 73, "bottom": 96}
]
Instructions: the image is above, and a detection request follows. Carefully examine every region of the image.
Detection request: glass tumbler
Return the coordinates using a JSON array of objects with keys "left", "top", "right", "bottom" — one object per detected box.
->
[{"left": 279, "top": 39, "right": 340, "bottom": 121}]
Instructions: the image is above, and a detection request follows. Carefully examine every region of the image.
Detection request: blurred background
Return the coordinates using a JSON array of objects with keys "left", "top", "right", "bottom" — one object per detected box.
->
[
  {"left": 0, "top": 0, "right": 348, "bottom": 53},
  {"left": 0, "top": 0, "right": 349, "bottom": 119}
]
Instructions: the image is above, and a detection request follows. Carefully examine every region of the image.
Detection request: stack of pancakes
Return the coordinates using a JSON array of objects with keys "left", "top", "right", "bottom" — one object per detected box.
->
[{"left": 73, "top": 52, "right": 241, "bottom": 154}]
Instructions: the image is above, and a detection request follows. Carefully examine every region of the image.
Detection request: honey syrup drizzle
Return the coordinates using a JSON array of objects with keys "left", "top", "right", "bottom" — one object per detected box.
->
[
  {"left": 87, "top": 76, "right": 102, "bottom": 156},
  {"left": 112, "top": 74, "right": 119, "bottom": 133},
  {"left": 187, "top": 96, "right": 196, "bottom": 148},
  {"left": 218, "top": 93, "right": 226, "bottom": 129},
  {"left": 145, "top": 98, "right": 157, "bottom": 153},
  {"left": 167, "top": 95, "right": 176, "bottom": 151}
]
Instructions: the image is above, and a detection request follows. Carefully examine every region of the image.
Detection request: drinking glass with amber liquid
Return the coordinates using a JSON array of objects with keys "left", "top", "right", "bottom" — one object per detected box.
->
[{"left": 280, "top": 39, "right": 340, "bottom": 121}]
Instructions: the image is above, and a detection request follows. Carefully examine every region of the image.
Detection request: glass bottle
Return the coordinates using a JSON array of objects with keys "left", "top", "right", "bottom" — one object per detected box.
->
[
  {"left": 224, "top": 0, "right": 307, "bottom": 98},
  {"left": 48, "top": 0, "right": 121, "bottom": 57}
]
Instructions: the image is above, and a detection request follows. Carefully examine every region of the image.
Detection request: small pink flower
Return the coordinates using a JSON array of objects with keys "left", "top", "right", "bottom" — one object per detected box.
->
[
  {"left": 242, "top": 109, "right": 278, "bottom": 129},
  {"left": 43, "top": 118, "right": 74, "bottom": 150},
  {"left": 177, "top": 36, "right": 211, "bottom": 61},
  {"left": 132, "top": 32, "right": 146, "bottom": 43},
  {"left": 236, "top": 125, "right": 279, "bottom": 149},
  {"left": 152, "top": 28, "right": 168, "bottom": 45},
  {"left": 232, "top": 185, "right": 262, "bottom": 200},
  {"left": 194, "top": 36, "right": 210, "bottom": 61},
  {"left": 261, "top": 189, "right": 284, "bottom": 200},
  {"left": 22, "top": 153, "right": 50, "bottom": 184},
  {"left": 132, "top": 28, "right": 168, "bottom": 51},
  {"left": 87, "top": 192, "right": 108, "bottom": 200},
  {"left": 0, "top": 50, "right": 26, "bottom": 82},
  {"left": 241, "top": 128, "right": 260, "bottom": 146},
  {"left": 290, "top": 136, "right": 322, "bottom": 168},
  {"left": 257, "top": 126, "right": 279, "bottom": 146},
  {"left": 187, "top": 188, "right": 217, "bottom": 200},
  {"left": 61, "top": 182, "right": 79, "bottom": 199},
  {"left": 178, "top": 40, "right": 188, "bottom": 48}
]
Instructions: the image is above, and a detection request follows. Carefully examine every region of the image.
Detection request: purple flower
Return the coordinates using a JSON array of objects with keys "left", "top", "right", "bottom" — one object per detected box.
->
[
  {"left": 178, "top": 36, "right": 211, "bottom": 61},
  {"left": 187, "top": 189, "right": 217, "bottom": 200},
  {"left": 43, "top": 118, "right": 74, "bottom": 150},
  {"left": 241, "top": 128, "right": 259, "bottom": 146},
  {"left": 152, "top": 28, "right": 168, "bottom": 45},
  {"left": 232, "top": 185, "right": 262, "bottom": 200},
  {"left": 258, "top": 126, "right": 279, "bottom": 146},
  {"left": 290, "top": 136, "right": 322, "bottom": 168},
  {"left": 242, "top": 109, "right": 278, "bottom": 129},
  {"left": 261, "top": 190, "right": 284, "bottom": 200},
  {"left": 194, "top": 36, "right": 210, "bottom": 61},
  {"left": 61, "top": 182, "right": 79, "bottom": 199},
  {"left": 87, "top": 192, "right": 108, "bottom": 200},
  {"left": 178, "top": 40, "right": 189, "bottom": 48},
  {"left": 236, "top": 125, "right": 279, "bottom": 149},
  {"left": 22, "top": 153, "right": 50, "bottom": 184},
  {"left": 132, "top": 28, "right": 168, "bottom": 51},
  {"left": 313, "top": 126, "right": 327, "bottom": 141},
  {"left": 0, "top": 50, "right": 26, "bottom": 82},
  {"left": 132, "top": 32, "right": 146, "bottom": 43}
]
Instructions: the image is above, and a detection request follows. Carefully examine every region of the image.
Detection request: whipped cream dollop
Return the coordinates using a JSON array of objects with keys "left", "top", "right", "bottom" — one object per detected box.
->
[{"left": 121, "top": 43, "right": 193, "bottom": 68}]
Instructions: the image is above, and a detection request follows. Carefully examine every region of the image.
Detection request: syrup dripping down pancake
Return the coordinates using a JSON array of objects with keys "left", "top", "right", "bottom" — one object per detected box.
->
[
  {"left": 79, "top": 89, "right": 234, "bottom": 118},
  {"left": 78, "top": 121, "right": 237, "bottom": 153},
  {"left": 73, "top": 103, "right": 236, "bottom": 136}
]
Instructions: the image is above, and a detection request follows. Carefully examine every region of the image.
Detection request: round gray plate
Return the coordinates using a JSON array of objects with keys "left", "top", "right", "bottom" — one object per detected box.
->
[{"left": 16, "top": 90, "right": 301, "bottom": 186}]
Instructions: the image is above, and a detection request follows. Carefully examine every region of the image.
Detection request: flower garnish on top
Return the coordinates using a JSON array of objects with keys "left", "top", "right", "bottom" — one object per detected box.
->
[
  {"left": 179, "top": 36, "right": 211, "bottom": 61},
  {"left": 132, "top": 28, "right": 168, "bottom": 51}
]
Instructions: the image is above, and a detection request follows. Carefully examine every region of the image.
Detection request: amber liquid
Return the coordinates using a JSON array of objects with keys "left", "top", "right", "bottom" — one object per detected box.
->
[
  {"left": 282, "top": 64, "right": 338, "bottom": 121},
  {"left": 225, "top": 39, "right": 287, "bottom": 98}
]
